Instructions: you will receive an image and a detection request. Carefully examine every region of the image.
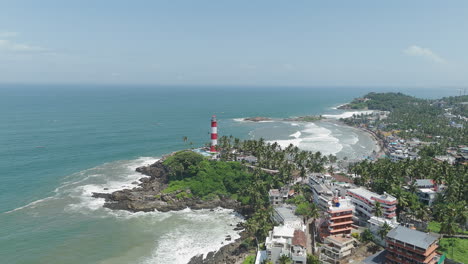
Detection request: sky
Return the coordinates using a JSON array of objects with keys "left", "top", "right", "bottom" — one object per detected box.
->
[{"left": 1, "top": 0, "right": 468, "bottom": 87}]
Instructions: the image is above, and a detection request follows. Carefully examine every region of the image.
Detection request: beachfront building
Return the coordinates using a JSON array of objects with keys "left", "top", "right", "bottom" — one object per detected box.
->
[
  {"left": 320, "top": 235, "right": 357, "bottom": 264},
  {"left": 317, "top": 196, "right": 354, "bottom": 241},
  {"left": 265, "top": 226, "right": 307, "bottom": 264},
  {"left": 347, "top": 188, "right": 397, "bottom": 220},
  {"left": 385, "top": 226, "right": 443, "bottom": 264}
]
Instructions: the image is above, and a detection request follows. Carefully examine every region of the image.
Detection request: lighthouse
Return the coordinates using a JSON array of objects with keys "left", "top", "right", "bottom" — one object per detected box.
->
[{"left": 210, "top": 115, "right": 218, "bottom": 152}]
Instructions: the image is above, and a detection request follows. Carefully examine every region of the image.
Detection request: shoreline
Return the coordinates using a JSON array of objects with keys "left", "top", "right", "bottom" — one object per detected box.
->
[{"left": 92, "top": 158, "right": 250, "bottom": 264}]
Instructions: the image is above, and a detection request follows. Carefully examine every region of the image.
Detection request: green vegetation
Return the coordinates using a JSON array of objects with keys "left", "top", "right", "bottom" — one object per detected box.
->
[
  {"left": 164, "top": 153, "right": 256, "bottom": 200},
  {"left": 428, "top": 221, "right": 468, "bottom": 235},
  {"left": 343, "top": 93, "right": 467, "bottom": 151},
  {"left": 306, "top": 254, "right": 320, "bottom": 264},
  {"left": 360, "top": 229, "right": 374, "bottom": 242},
  {"left": 350, "top": 158, "right": 467, "bottom": 224},
  {"left": 242, "top": 255, "right": 256, "bottom": 264},
  {"left": 439, "top": 237, "right": 467, "bottom": 263},
  {"left": 278, "top": 255, "right": 292, "bottom": 264},
  {"left": 427, "top": 222, "right": 468, "bottom": 263},
  {"left": 289, "top": 115, "right": 324, "bottom": 122},
  {"left": 346, "top": 92, "right": 420, "bottom": 111}
]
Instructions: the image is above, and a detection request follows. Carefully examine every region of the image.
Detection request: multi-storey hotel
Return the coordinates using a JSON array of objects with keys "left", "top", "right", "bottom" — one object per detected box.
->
[
  {"left": 318, "top": 196, "right": 355, "bottom": 241},
  {"left": 347, "top": 188, "right": 397, "bottom": 220},
  {"left": 385, "top": 226, "right": 443, "bottom": 264}
]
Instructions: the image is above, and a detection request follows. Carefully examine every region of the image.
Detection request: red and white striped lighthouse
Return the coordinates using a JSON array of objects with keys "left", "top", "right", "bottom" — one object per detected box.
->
[{"left": 210, "top": 115, "right": 218, "bottom": 152}]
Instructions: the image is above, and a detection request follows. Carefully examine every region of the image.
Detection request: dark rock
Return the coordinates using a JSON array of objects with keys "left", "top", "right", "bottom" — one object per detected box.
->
[
  {"left": 243, "top": 117, "right": 272, "bottom": 122},
  {"left": 187, "top": 231, "right": 250, "bottom": 264},
  {"left": 93, "top": 160, "right": 241, "bottom": 214}
]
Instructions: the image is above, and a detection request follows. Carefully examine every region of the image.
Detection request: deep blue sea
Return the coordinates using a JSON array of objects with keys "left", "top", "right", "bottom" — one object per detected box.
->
[{"left": 0, "top": 85, "right": 455, "bottom": 263}]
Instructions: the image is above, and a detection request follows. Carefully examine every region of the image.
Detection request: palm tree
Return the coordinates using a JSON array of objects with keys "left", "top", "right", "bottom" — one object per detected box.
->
[
  {"left": 374, "top": 201, "right": 383, "bottom": 218},
  {"left": 378, "top": 222, "right": 392, "bottom": 240},
  {"left": 308, "top": 203, "right": 320, "bottom": 255},
  {"left": 278, "top": 255, "right": 292, "bottom": 264}
]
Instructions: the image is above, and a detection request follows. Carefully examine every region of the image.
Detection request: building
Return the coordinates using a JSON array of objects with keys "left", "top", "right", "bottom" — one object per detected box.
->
[
  {"left": 414, "top": 179, "right": 441, "bottom": 206},
  {"left": 236, "top": 155, "right": 258, "bottom": 164},
  {"left": 320, "top": 235, "right": 357, "bottom": 264},
  {"left": 415, "top": 179, "right": 435, "bottom": 189},
  {"left": 318, "top": 197, "right": 354, "bottom": 241},
  {"left": 269, "top": 189, "right": 283, "bottom": 205},
  {"left": 269, "top": 187, "right": 291, "bottom": 206},
  {"left": 291, "top": 230, "right": 307, "bottom": 264},
  {"left": 265, "top": 226, "right": 307, "bottom": 264},
  {"left": 271, "top": 204, "right": 304, "bottom": 231},
  {"left": 385, "top": 226, "right": 443, "bottom": 264},
  {"left": 417, "top": 188, "right": 437, "bottom": 206},
  {"left": 434, "top": 155, "right": 456, "bottom": 165},
  {"left": 347, "top": 188, "right": 397, "bottom": 220},
  {"left": 308, "top": 173, "right": 349, "bottom": 210},
  {"left": 368, "top": 216, "right": 399, "bottom": 245}
]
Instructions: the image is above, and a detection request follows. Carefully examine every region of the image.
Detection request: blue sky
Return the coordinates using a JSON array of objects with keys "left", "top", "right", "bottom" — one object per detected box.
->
[{"left": 1, "top": 0, "right": 467, "bottom": 86}]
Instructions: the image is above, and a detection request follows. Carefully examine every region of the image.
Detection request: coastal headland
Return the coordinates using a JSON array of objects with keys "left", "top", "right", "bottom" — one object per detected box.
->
[{"left": 92, "top": 160, "right": 241, "bottom": 213}]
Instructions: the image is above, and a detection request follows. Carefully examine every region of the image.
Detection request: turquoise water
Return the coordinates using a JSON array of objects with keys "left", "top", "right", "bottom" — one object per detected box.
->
[{"left": 0, "top": 85, "right": 455, "bottom": 263}]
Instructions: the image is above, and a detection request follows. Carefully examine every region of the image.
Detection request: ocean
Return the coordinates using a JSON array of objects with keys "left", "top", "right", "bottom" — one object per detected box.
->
[{"left": 0, "top": 85, "right": 455, "bottom": 263}]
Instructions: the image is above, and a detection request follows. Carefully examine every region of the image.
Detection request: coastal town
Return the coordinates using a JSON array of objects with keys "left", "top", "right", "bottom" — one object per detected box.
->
[
  {"left": 93, "top": 92, "right": 467, "bottom": 264},
  {"left": 216, "top": 93, "right": 467, "bottom": 264}
]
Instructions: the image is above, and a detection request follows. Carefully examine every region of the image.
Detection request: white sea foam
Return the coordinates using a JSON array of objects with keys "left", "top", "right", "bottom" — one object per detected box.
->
[
  {"left": 3, "top": 156, "right": 161, "bottom": 215},
  {"left": 290, "top": 122, "right": 300, "bottom": 126},
  {"left": 289, "top": 131, "right": 301, "bottom": 138},
  {"left": 322, "top": 110, "right": 375, "bottom": 119},
  {"left": 267, "top": 123, "right": 344, "bottom": 155},
  {"left": 233, "top": 118, "right": 245, "bottom": 122},
  {"left": 331, "top": 103, "right": 347, "bottom": 110},
  {"left": 66, "top": 157, "right": 160, "bottom": 213},
  {"left": 3, "top": 196, "right": 57, "bottom": 214},
  {"left": 142, "top": 208, "right": 243, "bottom": 264}
]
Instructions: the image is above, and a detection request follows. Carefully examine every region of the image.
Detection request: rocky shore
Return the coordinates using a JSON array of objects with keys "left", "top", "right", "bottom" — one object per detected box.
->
[
  {"left": 187, "top": 231, "right": 251, "bottom": 264},
  {"left": 243, "top": 116, "right": 273, "bottom": 122},
  {"left": 92, "top": 159, "right": 251, "bottom": 263},
  {"left": 92, "top": 160, "right": 241, "bottom": 212}
]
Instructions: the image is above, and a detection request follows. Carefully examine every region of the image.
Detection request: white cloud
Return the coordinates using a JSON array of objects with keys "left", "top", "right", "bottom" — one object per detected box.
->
[
  {"left": 0, "top": 39, "right": 46, "bottom": 53},
  {"left": 404, "top": 45, "right": 446, "bottom": 64},
  {"left": 0, "top": 31, "right": 19, "bottom": 38}
]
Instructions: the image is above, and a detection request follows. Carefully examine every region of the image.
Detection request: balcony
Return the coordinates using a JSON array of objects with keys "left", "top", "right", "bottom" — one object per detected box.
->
[{"left": 328, "top": 220, "right": 353, "bottom": 227}]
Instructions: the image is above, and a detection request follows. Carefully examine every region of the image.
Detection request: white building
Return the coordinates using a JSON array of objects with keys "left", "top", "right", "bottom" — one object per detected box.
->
[
  {"left": 269, "top": 187, "right": 291, "bottom": 206},
  {"left": 308, "top": 173, "right": 349, "bottom": 210},
  {"left": 271, "top": 205, "right": 304, "bottom": 231},
  {"left": 265, "top": 226, "right": 307, "bottom": 264},
  {"left": 347, "top": 188, "right": 397, "bottom": 220},
  {"left": 320, "top": 235, "right": 357, "bottom": 264},
  {"left": 417, "top": 188, "right": 437, "bottom": 206}
]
